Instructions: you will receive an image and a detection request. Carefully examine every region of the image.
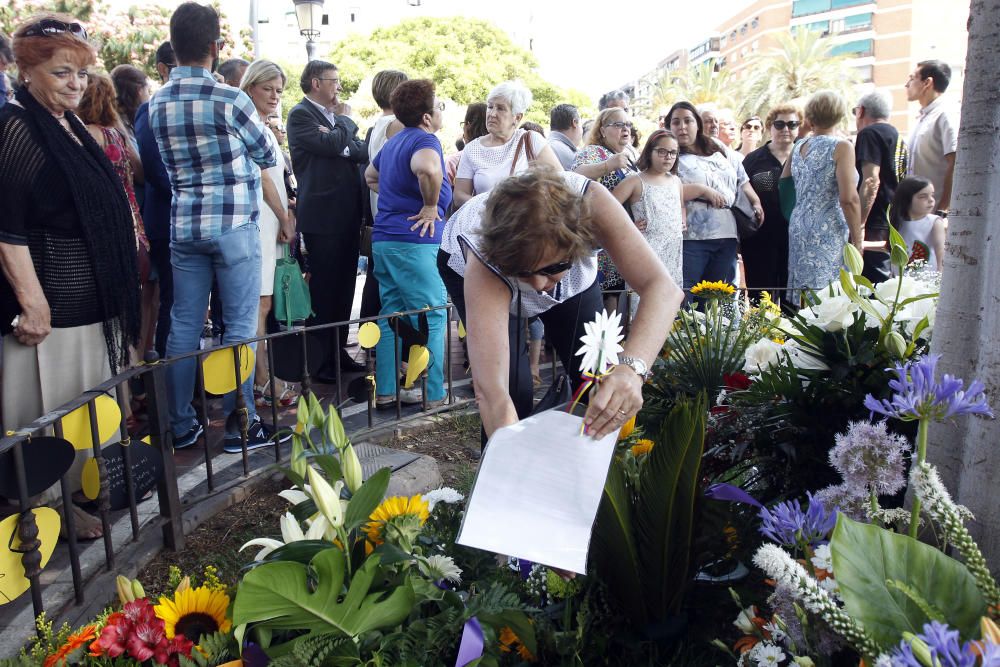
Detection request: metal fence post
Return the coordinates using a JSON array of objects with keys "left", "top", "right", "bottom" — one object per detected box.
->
[{"left": 143, "top": 362, "right": 185, "bottom": 551}]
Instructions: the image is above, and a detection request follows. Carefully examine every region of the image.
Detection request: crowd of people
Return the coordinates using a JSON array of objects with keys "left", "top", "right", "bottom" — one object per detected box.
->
[{"left": 0, "top": 3, "right": 959, "bottom": 538}]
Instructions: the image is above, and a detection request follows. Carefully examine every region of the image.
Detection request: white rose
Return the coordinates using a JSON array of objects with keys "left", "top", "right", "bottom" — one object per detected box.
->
[
  {"left": 744, "top": 338, "right": 785, "bottom": 374},
  {"left": 865, "top": 299, "right": 892, "bottom": 328},
  {"left": 803, "top": 295, "right": 858, "bottom": 332},
  {"left": 784, "top": 340, "right": 830, "bottom": 371}
]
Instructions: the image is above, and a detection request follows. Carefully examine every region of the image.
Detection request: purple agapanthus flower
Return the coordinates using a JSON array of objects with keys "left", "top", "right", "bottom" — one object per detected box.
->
[
  {"left": 864, "top": 354, "right": 993, "bottom": 423},
  {"left": 759, "top": 493, "right": 838, "bottom": 548},
  {"left": 888, "top": 620, "right": 999, "bottom": 667}
]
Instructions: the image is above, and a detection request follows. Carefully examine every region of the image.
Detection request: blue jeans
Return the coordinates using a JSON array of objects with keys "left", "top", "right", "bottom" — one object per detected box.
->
[
  {"left": 682, "top": 238, "right": 738, "bottom": 305},
  {"left": 166, "top": 224, "right": 261, "bottom": 437},
  {"left": 372, "top": 242, "right": 448, "bottom": 401}
]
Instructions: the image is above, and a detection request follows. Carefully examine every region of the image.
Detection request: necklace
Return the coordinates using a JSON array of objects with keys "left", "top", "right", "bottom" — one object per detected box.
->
[{"left": 57, "top": 114, "right": 83, "bottom": 146}]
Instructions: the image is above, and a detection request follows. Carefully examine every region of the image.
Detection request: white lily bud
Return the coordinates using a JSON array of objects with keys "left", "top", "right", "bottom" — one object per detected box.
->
[
  {"left": 307, "top": 466, "right": 344, "bottom": 528},
  {"left": 342, "top": 444, "right": 363, "bottom": 493}
]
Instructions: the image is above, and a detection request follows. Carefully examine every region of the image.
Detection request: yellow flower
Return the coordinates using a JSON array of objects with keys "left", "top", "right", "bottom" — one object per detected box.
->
[
  {"left": 499, "top": 626, "right": 536, "bottom": 662},
  {"left": 154, "top": 585, "right": 232, "bottom": 643},
  {"left": 363, "top": 494, "right": 430, "bottom": 545},
  {"left": 618, "top": 415, "right": 636, "bottom": 440},
  {"left": 630, "top": 439, "right": 654, "bottom": 457},
  {"left": 690, "top": 280, "right": 736, "bottom": 299},
  {"left": 760, "top": 290, "right": 781, "bottom": 316}
]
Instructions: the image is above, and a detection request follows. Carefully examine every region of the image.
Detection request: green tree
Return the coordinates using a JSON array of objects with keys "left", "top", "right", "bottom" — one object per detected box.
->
[
  {"left": 652, "top": 62, "right": 742, "bottom": 112},
  {"left": 324, "top": 16, "right": 592, "bottom": 126},
  {"left": 739, "top": 29, "right": 859, "bottom": 120},
  {"left": 1, "top": 0, "right": 251, "bottom": 78}
]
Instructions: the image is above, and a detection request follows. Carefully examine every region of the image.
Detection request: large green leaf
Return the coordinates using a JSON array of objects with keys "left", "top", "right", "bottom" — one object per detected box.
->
[
  {"left": 344, "top": 467, "right": 391, "bottom": 532},
  {"left": 637, "top": 394, "right": 707, "bottom": 617},
  {"left": 591, "top": 459, "right": 646, "bottom": 624},
  {"left": 233, "top": 547, "right": 414, "bottom": 645},
  {"left": 830, "top": 515, "right": 986, "bottom": 651}
]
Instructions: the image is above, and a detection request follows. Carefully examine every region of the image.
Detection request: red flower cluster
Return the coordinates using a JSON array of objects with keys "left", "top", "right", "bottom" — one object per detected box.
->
[{"left": 89, "top": 599, "right": 193, "bottom": 666}]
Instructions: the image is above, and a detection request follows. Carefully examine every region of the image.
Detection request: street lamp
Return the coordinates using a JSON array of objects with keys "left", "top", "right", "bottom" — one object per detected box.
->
[{"left": 293, "top": 0, "right": 325, "bottom": 60}]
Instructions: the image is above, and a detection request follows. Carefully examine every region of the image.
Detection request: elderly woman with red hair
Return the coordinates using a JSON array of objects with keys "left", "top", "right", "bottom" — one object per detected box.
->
[{"left": 0, "top": 14, "right": 140, "bottom": 538}]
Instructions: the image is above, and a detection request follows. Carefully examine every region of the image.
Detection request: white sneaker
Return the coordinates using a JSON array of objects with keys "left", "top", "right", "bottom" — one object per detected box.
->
[{"left": 376, "top": 387, "right": 423, "bottom": 407}]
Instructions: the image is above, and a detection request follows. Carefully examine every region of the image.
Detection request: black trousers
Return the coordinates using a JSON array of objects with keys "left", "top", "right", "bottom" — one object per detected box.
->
[
  {"left": 149, "top": 237, "right": 173, "bottom": 360},
  {"left": 304, "top": 231, "right": 359, "bottom": 365},
  {"left": 437, "top": 250, "right": 603, "bottom": 419}
]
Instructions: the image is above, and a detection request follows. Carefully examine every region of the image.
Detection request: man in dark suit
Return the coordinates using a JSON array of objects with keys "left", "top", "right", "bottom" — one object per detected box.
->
[{"left": 287, "top": 60, "right": 367, "bottom": 377}]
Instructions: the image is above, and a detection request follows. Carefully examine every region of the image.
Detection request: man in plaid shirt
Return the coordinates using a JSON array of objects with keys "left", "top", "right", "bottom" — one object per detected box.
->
[{"left": 151, "top": 2, "right": 288, "bottom": 452}]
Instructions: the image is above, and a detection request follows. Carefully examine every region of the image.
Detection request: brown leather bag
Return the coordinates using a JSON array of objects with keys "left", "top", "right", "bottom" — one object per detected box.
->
[{"left": 509, "top": 131, "right": 537, "bottom": 175}]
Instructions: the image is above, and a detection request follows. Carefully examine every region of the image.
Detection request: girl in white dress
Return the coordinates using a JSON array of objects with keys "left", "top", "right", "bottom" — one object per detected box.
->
[
  {"left": 613, "top": 129, "right": 686, "bottom": 309},
  {"left": 892, "top": 176, "right": 945, "bottom": 273}
]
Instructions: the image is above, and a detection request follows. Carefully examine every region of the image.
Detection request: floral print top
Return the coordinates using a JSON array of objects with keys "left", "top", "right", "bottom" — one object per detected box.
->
[
  {"left": 572, "top": 144, "right": 636, "bottom": 192},
  {"left": 677, "top": 147, "right": 748, "bottom": 241},
  {"left": 100, "top": 126, "right": 149, "bottom": 251}
]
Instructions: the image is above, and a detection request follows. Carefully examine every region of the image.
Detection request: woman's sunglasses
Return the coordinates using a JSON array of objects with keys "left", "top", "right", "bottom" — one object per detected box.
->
[
  {"left": 772, "top": 120, "right": 801, "bottom": 131},
  {"left": 513, "top": 259, "right": 574, "bottom": 278},
  {"left": 22, "top": 19, "right": 88, "bottom": 40}
]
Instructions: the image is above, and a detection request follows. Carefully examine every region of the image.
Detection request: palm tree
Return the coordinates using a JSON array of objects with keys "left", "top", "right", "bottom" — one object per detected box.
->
[
  {"left": 653, "top": 62, "right": 742, "bottom": 113},
  {"left": 739, "top": 29, "right": 859, "bottom": 120}
]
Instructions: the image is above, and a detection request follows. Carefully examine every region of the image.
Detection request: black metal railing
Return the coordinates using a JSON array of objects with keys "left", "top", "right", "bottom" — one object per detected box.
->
[{"left": 0, "top": 301, "right": 465, "bottom": 624}]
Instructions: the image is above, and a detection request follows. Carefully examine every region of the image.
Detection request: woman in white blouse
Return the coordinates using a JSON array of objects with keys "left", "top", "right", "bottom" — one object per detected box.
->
[{"left": 452, "top": 80, "right": 562, "bottom": 209}]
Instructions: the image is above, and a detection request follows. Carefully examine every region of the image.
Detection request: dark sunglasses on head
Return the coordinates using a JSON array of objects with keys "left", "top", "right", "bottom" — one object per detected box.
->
[
  {"left": 22, "top": 18, "right": 88, "bottom": 40},
  {"left": 513, "top": 259, "right": 574, "bottom": 278},
  {"left": 772, "top": 120, "right": 801, "bottom": 131}
]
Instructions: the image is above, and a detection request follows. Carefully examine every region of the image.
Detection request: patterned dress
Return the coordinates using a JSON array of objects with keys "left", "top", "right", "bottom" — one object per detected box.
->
[
  {"left": 572, "top": 144, "right": 637, "bottom": 290},
  {"left": 628, "top": 175, "right": 684, "bottom": 317},
  {"left": 787, "top": 135, "right": 849, "bottom": 304}
]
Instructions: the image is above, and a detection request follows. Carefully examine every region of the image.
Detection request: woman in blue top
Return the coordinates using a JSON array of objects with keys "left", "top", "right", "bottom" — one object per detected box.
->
[{"left": 365, "top": 79, "right": 452, "bottom": 408}]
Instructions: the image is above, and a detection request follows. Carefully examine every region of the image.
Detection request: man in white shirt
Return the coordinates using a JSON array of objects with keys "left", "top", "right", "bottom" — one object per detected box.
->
[{"left": 905, "top": 59, "right": 959, "bottom": 216}]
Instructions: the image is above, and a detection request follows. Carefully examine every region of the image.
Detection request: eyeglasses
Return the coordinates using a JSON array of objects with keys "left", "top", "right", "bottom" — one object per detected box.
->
[
  {"left": 513, "top": 259, "right": 574, "bottom": 278},
  {"left": 430, "top": 101, "right": 445, "bottom": 112},
  {"left": 652, "top": 148, "right": 678, "bottom": 158},
  {"left": 772, "top": 120, "right": 801, "bottom": 131},
  {"left": 22, "top": 19, "right": 88, "bottom": 40},
  {"left": 604, "top": 121, "right": 633, "bottom": 131},
  {"left": 214, "top": 38, "right": 225, "bottom": 51}
]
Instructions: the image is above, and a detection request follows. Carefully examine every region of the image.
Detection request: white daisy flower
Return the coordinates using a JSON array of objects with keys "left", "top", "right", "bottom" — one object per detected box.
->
[
  {"left": 751, "top": 641, "right": 786, "bottom": 666},
  {"left": 810, "top": 544, "right": 832, "bottom": 572},
  {"left": 575, "top": 309, "right": 624, "bottom": 375},
  {"left": 418, "top": 554, "right": 463, "bottom": 584}
]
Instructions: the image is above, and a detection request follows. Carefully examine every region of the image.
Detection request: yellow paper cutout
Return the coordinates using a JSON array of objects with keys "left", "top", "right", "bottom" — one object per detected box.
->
[
  {"left": 202, "top": 345, "right": 255, "bottom": 395},
  {"left": 141, "top": 435, "right": 151, "bottom": 445},
  {"left": 81, "top": 458, "right": 100, "bottom": 500},
  {"left": 357, "top": 322, "right": 381, "bottom": 349},
  {"left": 62, "top": 394, "right": 120, "bottom": 451},
  {"left": 0, "top": 508, "right": 60, "bottom": 605},
  {"left": 403, "top": 345, "right": 430, "bottom": 389},
  {"left": 457, "top": 320, "right": 467, "bottom": 339}
]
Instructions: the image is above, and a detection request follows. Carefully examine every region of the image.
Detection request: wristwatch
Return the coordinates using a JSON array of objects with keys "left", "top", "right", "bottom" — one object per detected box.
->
[
  {"left": 619, "top": 356, "right": 652, "bottom": 381},
  {"left": 934, "top": 209, "right": 949, "bottom": 218}
]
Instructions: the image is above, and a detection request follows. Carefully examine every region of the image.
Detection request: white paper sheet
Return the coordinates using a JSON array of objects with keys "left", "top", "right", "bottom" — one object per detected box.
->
[{"left": 455, "top": 406, "right": 618, "bottom": 574}]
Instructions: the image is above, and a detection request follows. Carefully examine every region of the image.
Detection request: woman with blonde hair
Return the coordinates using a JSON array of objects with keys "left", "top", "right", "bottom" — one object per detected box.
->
[
  {"left": 782, "top": 90, "right": 862, "bottom": 304},
  {"left": 239, "top": 59, "right": 297, "bottom": 412}
]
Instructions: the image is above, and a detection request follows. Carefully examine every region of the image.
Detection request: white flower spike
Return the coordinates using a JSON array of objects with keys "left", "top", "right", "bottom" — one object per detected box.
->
[{"left": 575, "top": 309, "right": 624, "bottom": 376}]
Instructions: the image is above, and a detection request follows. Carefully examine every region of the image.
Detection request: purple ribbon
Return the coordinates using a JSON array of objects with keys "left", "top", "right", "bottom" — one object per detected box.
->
[
  {"left": 705, "top": 482, "right": 763, "bottom": 508},
  {"left": 454, "top": 616, "right": 484, "bottom": 667}
]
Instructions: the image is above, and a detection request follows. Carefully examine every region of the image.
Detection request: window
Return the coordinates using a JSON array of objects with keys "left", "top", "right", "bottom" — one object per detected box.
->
[
  {"left": 830, "top": 38, "right": 874, "bottom": 57},
  {"left": 855, "top": 64, "right": 874, "bottom": 82},
  {"left": 792, "top": 0, "right": 831, "bottom": 16},
  {"left": 751, "top": 17, "right": 760, "bottom": 28},
  {"left": 740, "top": 23, "right": 748, "bottom": 34},
  {"left": 831, "top": 0, "right": 870, "bottom": 8}
]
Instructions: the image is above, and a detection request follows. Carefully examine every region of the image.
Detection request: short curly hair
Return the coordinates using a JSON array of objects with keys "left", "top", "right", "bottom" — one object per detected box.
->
[
  {"left": 391, "top": 79, "right": 435, "bottom": 128},
  {"left": 78, "top": 72, "right": 122, "bottom": 129},
  {"left": 764, "top": 102, "right": 803, "bottom": 130},
  {"left": 478, "top": 166, "right": 597, "bottom": 276},
  {"left": 804, "top": 90, "right": 847, "bottom": 130}
]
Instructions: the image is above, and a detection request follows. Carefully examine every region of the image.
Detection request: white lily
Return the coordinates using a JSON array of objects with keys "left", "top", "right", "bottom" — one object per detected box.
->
[
  {"left": 575, "top": 309, "right": 624, "bottom": 376},
  {"left": 240, "top": 511, "right": 329, "bottom": 561},
  {"left": 307, "top": 466, "right": 345, "bottom": 528},
  {"left": 278, "top": 487, "right": 310, "bottom": 506}
]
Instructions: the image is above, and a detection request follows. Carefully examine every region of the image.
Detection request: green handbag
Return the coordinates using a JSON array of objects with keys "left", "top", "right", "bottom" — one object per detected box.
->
[{"left": 273, "top": 244, "right": 314, "bottom": 328}]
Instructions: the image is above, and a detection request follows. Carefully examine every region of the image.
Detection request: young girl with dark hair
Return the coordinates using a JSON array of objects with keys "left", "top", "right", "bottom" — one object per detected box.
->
[{"left": 892, "top": 176, "right": 945, "bottom": 273}]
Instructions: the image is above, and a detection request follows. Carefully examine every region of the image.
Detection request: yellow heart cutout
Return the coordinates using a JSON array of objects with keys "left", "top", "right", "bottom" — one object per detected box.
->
[
  {"left": 403, "top": 345, "right": 430, "bottom": 389},
  {"left": 61, "top": 394, "right": 121, "bottom": 451},
  {"left": 457, "top": 320, "right": 467, "bottom": 339},
  {"left": 357, "top": 321, "right": 381, "bottom": 349},
  {"left": 81, "top": 458, "right": 100, "bottom": 501},
  {"left": 202, "top": 344, "right": 255, "bottom": 395},
  {"left": 0, "top": 508, "right": 60, "bottom": 606}
]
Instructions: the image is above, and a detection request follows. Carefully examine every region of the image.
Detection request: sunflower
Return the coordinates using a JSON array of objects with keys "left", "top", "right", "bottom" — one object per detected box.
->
[
  {"left": 689, "top": 280, "right": 736, "bottom": 299},
  {"left": 154, "top": 585, "right": 232, "bottom": 644},
  {"left": 363, "top": 494, "right": 430, "bottom": 546},
  {"left": 618, "top": 415, "right": 636, "bottom": 440},
  {"left": 630, "top": 439, "right": 654, "bottom": 457},
  {"left": 44, "top": 624, "right": 97, "bottom": 667}
]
